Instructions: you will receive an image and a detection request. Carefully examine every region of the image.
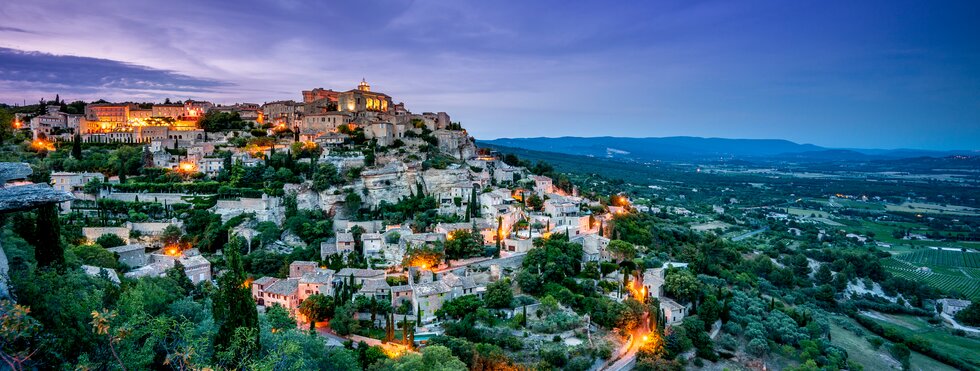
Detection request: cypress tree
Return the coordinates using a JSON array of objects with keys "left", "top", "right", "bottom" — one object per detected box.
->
[
  {"left": 71, "top": 133, "right": 82, "bottom": 159},
  {"left": 402, "top": 318, "right": 409, "bottom": 345},
  {"left": 34, "top": 204, "right": 64, "bottom": 267},
  {"left": 118, "top": 162, "right": 127, "bottom": 184},
  {"left": 142, "top": 146, "right": 154, "bottom": 169},
  {"left": 213, "top": 237, "right": 259, "bottom": 356}
]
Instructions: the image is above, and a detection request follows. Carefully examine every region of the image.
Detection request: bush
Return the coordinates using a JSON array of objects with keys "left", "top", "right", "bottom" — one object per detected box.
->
[
  {"left": 746, "top": 338, "right": 769, "bottom": 357},
  {"left": 95, "top": 233, "right": 125, "bottom": 248}
]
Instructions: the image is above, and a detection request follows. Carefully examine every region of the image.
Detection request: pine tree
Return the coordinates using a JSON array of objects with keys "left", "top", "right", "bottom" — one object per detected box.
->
[{"left": 34, "top": 204, "right": 64, "bottom": 267}]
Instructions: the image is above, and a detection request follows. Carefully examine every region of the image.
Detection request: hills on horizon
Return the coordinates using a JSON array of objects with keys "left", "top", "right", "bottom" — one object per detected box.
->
[{"left": 478, "top": 136, "right": 977, "bottom": 162}]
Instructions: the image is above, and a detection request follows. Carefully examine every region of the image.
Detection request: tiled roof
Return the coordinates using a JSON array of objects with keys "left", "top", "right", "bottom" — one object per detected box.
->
[
  {"left": 391, "top": 285, "right": 413, "bottom": 293},
  {"left": 337, "top": 268, "right": 385, "bottom": 278},
  {"left": 337, "top": 232, "right": 354, "bottom": 242},
  {"left": 254, "top": 276, "right": 280, "bottom": 286},
  {"left": 300, "top": 269, "right": 335, "bottom": 284},
  {"left": 360, "top": 278, "right": 391, "bottom": 292},
  {"left": 264, "top": 278, "right": 299, "bottom": 296},
  {"left": 413, "top": 281, "right": 451, "bottom": 296},
  {"left": 107, "top": 244, "right": 144, "bottom": 253}
]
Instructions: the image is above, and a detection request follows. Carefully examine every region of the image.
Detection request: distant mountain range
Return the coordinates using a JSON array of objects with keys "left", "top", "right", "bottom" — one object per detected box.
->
[{"left": 478, "top": 136, "right": 977, "bottom": 162}]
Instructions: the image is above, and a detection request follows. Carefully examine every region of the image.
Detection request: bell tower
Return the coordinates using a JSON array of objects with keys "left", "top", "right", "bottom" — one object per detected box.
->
[{"left": 357, "top": 78, "right": 371, "bottom": 92}]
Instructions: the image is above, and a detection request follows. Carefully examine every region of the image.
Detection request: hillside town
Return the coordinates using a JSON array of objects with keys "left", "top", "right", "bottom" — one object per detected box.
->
[{"left": 1, "top": 80, "right": 703, "bottom": 370}]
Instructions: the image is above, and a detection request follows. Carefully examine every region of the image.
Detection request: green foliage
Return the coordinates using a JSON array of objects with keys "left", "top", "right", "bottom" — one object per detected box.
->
[
  {"left": 520, "top": 234, "right": 583, "bottom": 290},
  {"left": 212, "top": 238, "right": 260, "bottom": 360},
  {"left": 160, "top": 224, "right": 182, "bottom": 246},
  {"left": 95, "top": 233, "right": 125, "bottom": 248},
  {"left": 607, "top": 239, "right": 637, "bottom": 261},
  {"left": 331, "top": 303, "right": 359, "bottom": 336},
  {"left": 436, "top": 295, "right": 484, "bottom": 320},
  {"left": 311, "top": 163, "right": 344, "bottom": 192},
  {"left": 369, "top": 345, "right": 466, "bottom": 371},
  {"left": 484, "top": 279, "right": 514, "bottom": 309},
  {"left": 663, "top": 269, "right": 702, "bottom": 304},
  {"left": 199, "top": 111, "right": 249, "bottom": 132},
  {"left": 445, "top": 228, "right": 484, "bottom": 259},
  {"left": 264, "top": 304, "right": 296, "bottom": 332},
  {"left": 30, "top": 204, "right": 64, "bottom": 268},
  {"left": 955, "top": 301, "right": 980, "bottom": 326},
  {"left": 68, "top": 243, "right": 119, "bottom": 269},
  {"left": 298, "top": 293, "right": 335, "bottom": 325}
]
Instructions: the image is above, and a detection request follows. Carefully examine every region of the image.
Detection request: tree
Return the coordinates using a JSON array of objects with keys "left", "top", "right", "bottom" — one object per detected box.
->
[
  {"left": 142, "top": 146, "right": 154, "bottom": 168},
  {"left": 265, "top": 304, "right": 296, "bottom": 332},
  {"left": 890, "top": 343, "right": 911, "bottom": 369},
  {"left": 0, "top": 300, "right": 43, "bottom": 370},
  {"left": 954, "top": 301, "right": 980, "bottom": 326},
  {"left": 165, "top": 260, "right": 195, "bottom": 293},
  {"left": 69, "top": 243, "right": 119, "bottom": 269},
  {"left": 436, "top": 295, "right": 484, "bottom": 320},
  {"left": 698, "top": 295, "right": 722, "bottom": 330},
  {"left": 607, "top": 240, "right": 637, "bottom": 262},
  {"left": 663, "top": 269, "right": 702, "bottom": 304},
  {"left": 540, "top": 295, "right": 559, "bottom": 316},
  {"left": 160, "top": 224, "right": 182, "bottom": 246},
  {"left": 331, "top": 303, "right": 359, "bottom": 336},
  {"left": 444, "top": 228, "right": 483, "bottom": 260},
  {"left": 95, "top": 233, "right": 125, "bottom": 248},
  {"left": 526, "top": 193, "right": 544, "bottom": 211},
  {"left": 71, "top": 133, "right": 83, "bottom": 159},
  {"left": 815, "top": 264, "right": 833, "bottom": 285},
  {"left": 212, "top": 238, "right": 259, "bottom": 360},
  {"left": 484, "top": 279, "right": 513, "bottom": 309},
  {"left": 344, "top": 191, "right": 362, "bottom": 217},
  {"left": 34, "top": 204, "right": 65, "bottom": 267},
  {"left": 311, "top": 163, "right": 343, "bottom": 192},
  {"left": 370, "top": 345, "right": 467, "bottom": 371}
]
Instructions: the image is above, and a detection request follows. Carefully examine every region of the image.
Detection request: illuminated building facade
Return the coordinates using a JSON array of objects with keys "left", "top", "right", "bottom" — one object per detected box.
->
[
  {"left": 302, "top": 88, "right": 339, "bottom": 104},
  {"left": 338, "top": 79, "right": 392, "bottom": 113},
  {"left": 79, "top": 100, "right": 211, "bottom": 141}
]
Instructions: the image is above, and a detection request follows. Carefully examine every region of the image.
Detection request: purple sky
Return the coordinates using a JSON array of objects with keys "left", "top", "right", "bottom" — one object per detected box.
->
[{"left": 1, "top": 0, "right": 977, "bottom": 150}]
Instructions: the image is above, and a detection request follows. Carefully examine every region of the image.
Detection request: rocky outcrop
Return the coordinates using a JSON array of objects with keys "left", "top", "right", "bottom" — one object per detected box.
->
[{"left": 434, "top": 130, "right": 476, "bottom": 160}]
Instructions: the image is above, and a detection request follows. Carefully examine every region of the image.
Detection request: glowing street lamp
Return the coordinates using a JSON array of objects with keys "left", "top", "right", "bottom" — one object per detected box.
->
[{"left": 178, "top": 162, "right": 197, "bottom": 173}]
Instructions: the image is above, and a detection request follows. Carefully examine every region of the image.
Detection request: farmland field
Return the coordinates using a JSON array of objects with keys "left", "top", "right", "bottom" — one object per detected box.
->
[
  {"left": 885, "top": 202, "right": 980, "bottom": 216},
  {"left": 883, "top": 259, "right": 980, "bottom": 300},
  {"left": 895, "top": 249, "right": 980, "bottom": 268}
]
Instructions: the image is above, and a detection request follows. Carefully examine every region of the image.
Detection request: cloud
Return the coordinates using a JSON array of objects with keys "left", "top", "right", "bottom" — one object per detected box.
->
[
  {"left": 0, "top": 47, "right": 231, "bottom": 101},
  {"left": 0, "top": 26, "right": 34, "bottom": 34}
]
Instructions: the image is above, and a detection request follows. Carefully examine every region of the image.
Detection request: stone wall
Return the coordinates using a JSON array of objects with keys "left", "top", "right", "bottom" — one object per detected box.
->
[
  {"left": 105, "top": 192, "right": 193, "bottom": 204},
  {"left": 83, "top": 227, "right": 131, "bottom": 243},
  {"left": 212, "top": 195, "right": 283, "bottom": 223}
]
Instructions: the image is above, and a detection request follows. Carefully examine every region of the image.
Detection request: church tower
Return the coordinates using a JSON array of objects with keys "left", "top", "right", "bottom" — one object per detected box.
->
[{"left": 357, "top": 78, "right": 371, "bottom": 92}]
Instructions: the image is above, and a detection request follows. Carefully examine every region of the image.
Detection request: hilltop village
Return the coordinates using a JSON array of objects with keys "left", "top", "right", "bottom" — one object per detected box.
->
[{"left": 1, "top": 81, "right": 697, "bottom": 370}]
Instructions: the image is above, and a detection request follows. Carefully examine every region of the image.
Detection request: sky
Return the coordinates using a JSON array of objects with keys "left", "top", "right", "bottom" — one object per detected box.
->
[{"left": 0, "top": 0, "right": 977, "bottom": 150}]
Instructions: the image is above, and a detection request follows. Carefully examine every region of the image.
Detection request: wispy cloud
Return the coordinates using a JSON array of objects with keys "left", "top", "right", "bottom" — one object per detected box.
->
[
  {"left": 0, "top": 26, "right": 34, "bottom": 34},
  {"left": 0, "top": 47, "right": 231, "bottom": 101}
]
